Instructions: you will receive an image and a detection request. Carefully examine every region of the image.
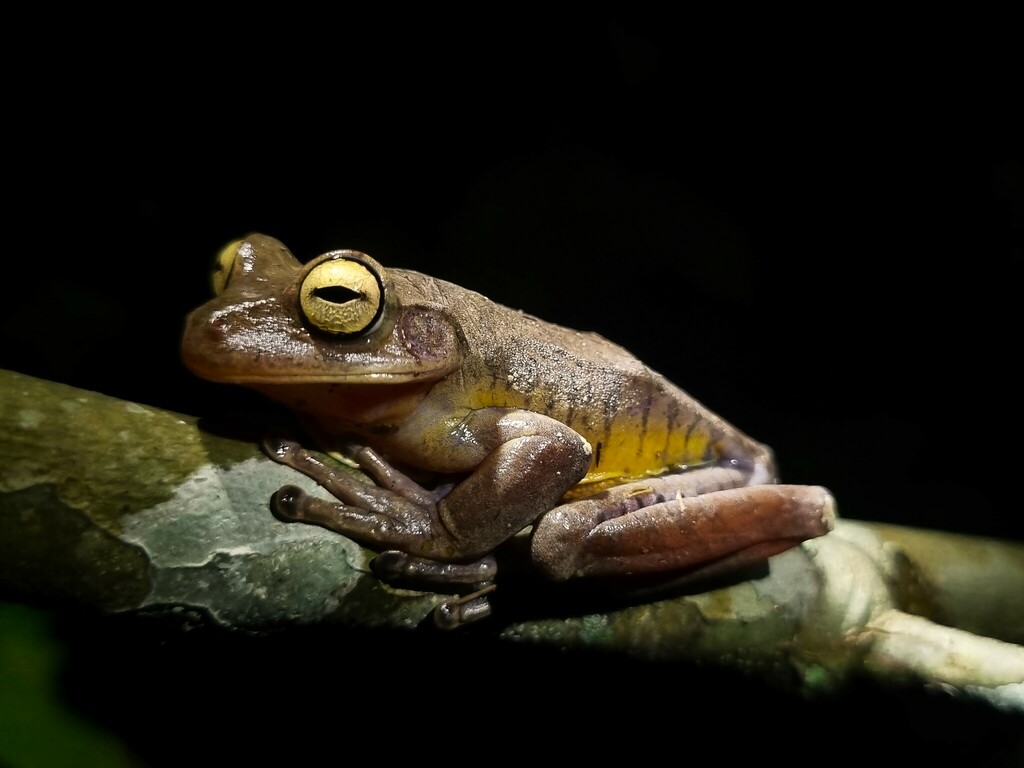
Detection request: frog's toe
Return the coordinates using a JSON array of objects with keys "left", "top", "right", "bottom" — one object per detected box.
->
[
  {"left": 433, "top": 591, "right": 493, "bottom": 630},
  {"left": 371, "top": 551, "right": 499, "bottom": 586},
  {"left": 370, "top": 551, "right": 409, "bottom": 581},
  {"left": 270, "top": 484, "right": 307, "bottom": 522},
  {"left": 262, "top": 434, "right": 300, "bottom": 461}
]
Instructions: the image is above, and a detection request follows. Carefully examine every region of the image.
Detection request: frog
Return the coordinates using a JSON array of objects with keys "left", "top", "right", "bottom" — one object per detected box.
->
[{"left": 181, "top": 233, "right": 836, "bottom": 628}]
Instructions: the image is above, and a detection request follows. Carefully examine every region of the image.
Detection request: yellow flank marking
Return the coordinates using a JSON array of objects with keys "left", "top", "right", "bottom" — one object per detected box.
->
[
  {"left": 579, "top": 422, "right": 711, "bottom": 485},
  {"left": 463, "top": 381, "right": 715, "bottom": 492}
]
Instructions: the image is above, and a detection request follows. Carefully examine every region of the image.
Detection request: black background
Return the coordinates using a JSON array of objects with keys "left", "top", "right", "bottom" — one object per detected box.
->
[{"left": 3, "top": 14, "right": 1022, "bottom": 766}]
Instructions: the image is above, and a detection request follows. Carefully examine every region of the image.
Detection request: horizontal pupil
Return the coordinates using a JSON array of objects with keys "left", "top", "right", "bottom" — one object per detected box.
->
[{"left": 314, "top": 285, "right": 361, "bottom": 304}]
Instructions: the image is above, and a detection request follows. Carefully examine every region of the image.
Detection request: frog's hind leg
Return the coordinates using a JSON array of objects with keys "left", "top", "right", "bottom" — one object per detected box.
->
[{"left": 530, "top": 466, "right": 836, "bottom": 583}]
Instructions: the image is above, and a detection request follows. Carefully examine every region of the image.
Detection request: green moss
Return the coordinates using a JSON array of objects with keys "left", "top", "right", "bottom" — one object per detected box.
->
[
  {"left": 0, "top": 485, "right": 150, "bottom": 612},
  {"left": 1, "top": 370, "right": 239, "bottom": 531}
]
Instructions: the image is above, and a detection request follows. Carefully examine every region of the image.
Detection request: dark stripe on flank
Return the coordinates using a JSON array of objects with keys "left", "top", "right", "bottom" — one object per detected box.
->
[
  {"left": 637, "top": 385, "right": 654, "bottom": 457},
  {"left": 664, "top": 398, "right": 679, "bottom": 456}
]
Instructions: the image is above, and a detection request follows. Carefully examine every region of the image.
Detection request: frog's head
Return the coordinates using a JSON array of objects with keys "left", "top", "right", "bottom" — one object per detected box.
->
[{"left": 181, "top": 234, "right": 463, "bottom": 388}]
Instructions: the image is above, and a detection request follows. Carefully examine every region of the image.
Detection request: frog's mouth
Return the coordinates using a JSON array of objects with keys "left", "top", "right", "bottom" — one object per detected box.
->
[
  {"left": 181, "top": 299, "right": 462, "bottom": 388},
  {"left": 196, "top": 369, "right": 446, "bottom": 386},
  {"left": 182, "top": 325, "right": 457, "bottom": 389}
]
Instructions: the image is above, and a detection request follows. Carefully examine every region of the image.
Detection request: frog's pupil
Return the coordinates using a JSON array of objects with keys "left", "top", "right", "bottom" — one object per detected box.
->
[{"left": 314, "top": 285, "right": 362, "bottom": 304}]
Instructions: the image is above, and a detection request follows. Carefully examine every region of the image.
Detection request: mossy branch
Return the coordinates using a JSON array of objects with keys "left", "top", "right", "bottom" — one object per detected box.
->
[{"left": 1, "top": 369, "right": 1021, "bottom": 712}]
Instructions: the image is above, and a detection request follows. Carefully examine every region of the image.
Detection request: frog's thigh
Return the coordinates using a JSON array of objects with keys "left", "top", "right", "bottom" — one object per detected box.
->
[
  {"left": 436, "top": 409, "right": 593, "bottom": 557},
  {"left": 531, "top": 481, "right": 836, "bottom": 582}
]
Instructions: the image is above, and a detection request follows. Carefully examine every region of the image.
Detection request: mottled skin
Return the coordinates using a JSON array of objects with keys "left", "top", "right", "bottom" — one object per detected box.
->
[{"left": 182, "top": 234, "right": 836, "bottom": 626}]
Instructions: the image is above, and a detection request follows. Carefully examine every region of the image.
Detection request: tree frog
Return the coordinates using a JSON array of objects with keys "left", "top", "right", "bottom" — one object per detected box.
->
[{"left": 182, "top": 234, "right": 836, "bottom": 627}]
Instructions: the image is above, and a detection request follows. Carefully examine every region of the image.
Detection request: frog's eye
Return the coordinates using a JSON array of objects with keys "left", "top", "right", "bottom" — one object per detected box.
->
[
  {"left": 300, "top": 256, "right": 384, "bottom": 335},
  {"left": 211, "top": 239, "right": 244, "bottom": 296}
]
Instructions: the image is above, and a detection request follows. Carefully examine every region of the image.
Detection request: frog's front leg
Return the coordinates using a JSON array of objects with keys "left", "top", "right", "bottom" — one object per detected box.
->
[
  {"left": 531, "top": 469, "right": 836, "bottom": 583},
  {"left": 262, "top": 408, "right": 592, "bottom": 625}
]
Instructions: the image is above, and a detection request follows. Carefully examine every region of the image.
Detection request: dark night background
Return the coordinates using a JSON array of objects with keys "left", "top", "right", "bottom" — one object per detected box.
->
[{"left": 2, "top": 15, "right": 1022, "bottom": 767}]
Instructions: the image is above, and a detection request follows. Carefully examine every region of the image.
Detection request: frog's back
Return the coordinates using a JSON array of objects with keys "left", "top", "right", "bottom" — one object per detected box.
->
[{"left": 415, "top": 272, "right": 751, "bottom": 487}]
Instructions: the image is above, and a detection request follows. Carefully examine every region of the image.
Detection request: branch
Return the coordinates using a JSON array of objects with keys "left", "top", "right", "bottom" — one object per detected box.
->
[{"left": 2, "top": 369, "right": 1021, "bottom": 712}]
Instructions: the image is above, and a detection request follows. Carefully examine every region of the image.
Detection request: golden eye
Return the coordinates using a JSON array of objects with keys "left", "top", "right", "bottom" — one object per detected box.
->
[
  {"left": 211, "top": 239, "right": 244, "bottom": 296},
  {"left": 300, "top": 255, "right": 384, "bottom": 335}
]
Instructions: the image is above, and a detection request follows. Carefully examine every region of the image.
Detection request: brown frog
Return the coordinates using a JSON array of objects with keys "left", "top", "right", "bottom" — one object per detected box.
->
[{"left": 181, "top": 234, "right": 835, "bottom": 627}]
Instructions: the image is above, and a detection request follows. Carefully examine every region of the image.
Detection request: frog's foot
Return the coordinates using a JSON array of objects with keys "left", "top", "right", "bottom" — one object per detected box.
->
[
  {"left": 371, "top": 552, "right": 497, "bottom": 628},
  {"left": 371, "top": 551, "right": 499, "bottom": 628},
  {"left": 370, "top": 550, "right": 497, "bottom": 586},
  {"left": 369, "top": 553, "right": 499, "bottom": 628},
  {"left": 264, "top": 435, "right": 451, "bottom": 550},
  {"left": 263, "top": 435, "right": 447, "bottom": 510},
  {"left": 267, "top": 480, "right": 450, "bottom": 563},
  {"left": 263, "top": 436, "right": 502, "bottom": 624}
]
